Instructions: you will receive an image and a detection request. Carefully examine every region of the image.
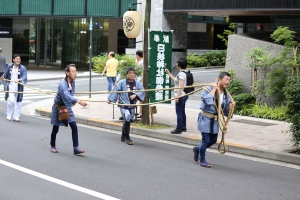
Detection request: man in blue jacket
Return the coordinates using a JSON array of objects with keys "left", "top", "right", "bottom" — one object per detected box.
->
[
  {"left": 193, "top": 72, "right": 236, "bottom": 168},
  {"left": 107, "top": 68, "right": 145, "bottom": 145}
]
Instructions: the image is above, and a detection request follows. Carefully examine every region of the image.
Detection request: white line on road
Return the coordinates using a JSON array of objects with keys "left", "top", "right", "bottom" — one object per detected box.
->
[{"left": 0, "top": 159, "right": 120, "bottom": 200}]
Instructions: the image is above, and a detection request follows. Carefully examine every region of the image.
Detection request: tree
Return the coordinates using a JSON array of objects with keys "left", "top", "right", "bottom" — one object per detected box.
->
[
  {"left": 270, "top": 26, "right": 299, "bottom": 77},
  {"left": 217, "top": 18, "right": 236, "bottom": 47}
]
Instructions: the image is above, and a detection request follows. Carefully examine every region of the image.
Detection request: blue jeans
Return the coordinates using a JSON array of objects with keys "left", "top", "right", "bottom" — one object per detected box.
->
[
  {"left": 175, "top": 95, "right": 188, "bottom": 130},
  {"left": 107, "top": 76, "right": 116, "bottom": 92},
  {"left": 50, "top": 121, "right": 79, "bottom": 147},
  {"left": 198, "top": 132, "right": 218, "bottom": 162}
]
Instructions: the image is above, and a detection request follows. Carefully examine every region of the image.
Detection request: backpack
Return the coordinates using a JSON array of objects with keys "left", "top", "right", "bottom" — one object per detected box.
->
[{"left": 183, "top": 71, "right": 194, "bottom": 94}]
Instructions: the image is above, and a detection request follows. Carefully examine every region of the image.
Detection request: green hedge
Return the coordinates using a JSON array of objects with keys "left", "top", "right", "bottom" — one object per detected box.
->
[
  {"left": 284, "top": 76, "right": 300, "bottom": 147},
  {"left": 187, "top": 50, "right": 226, "bottom": 68},
  {"left": 91, "top": 54, "right": 140, "bottom": 78},
  {"left": 233, "top": 93, "right": 256, "bottom": 112},
  {"left": 236, "top": 103, "right": 288, "bottom": 121}
]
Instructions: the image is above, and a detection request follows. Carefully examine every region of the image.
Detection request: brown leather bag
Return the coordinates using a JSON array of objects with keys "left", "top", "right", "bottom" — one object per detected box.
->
[{"left": 55, "top": 105, "right": 70, "bottom": 121}]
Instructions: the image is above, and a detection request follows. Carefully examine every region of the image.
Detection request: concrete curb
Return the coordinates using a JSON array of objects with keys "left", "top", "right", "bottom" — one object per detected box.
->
[{"left": 35, "top": 108, "right": 300, "bottom": 165}]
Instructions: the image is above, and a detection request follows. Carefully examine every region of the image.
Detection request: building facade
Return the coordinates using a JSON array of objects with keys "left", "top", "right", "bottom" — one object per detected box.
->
[{"left": 0, "top": 0, "right": 137, "bottom": 69}]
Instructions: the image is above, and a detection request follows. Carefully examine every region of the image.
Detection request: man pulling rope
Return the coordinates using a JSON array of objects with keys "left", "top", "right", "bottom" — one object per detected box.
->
[
  {"left": 1, "top": 73, "right": 235, "bottom": 159},
  {"left": 193, "top": 72, "right": 236, "bottom": 168}
]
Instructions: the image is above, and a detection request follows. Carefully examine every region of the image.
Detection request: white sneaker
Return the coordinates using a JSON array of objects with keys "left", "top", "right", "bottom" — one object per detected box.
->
[{"left": 7, "top": 116, "right": 11, "bottom": 121}]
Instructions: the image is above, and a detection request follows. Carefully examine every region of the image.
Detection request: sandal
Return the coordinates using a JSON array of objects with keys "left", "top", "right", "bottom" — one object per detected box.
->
[
  {"left": 200, "top": 161, "right": 212, "bottom": 168},
  {"left": 50, "top": 147, "right": 58, "bottom": 153}
]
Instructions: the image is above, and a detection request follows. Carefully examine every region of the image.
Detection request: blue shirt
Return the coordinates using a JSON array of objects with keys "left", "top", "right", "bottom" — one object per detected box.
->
[
  {"left": 197, "top": 86, "right": 231, "bottom": 134},
  {"left": 108, "top": 78, "right": 145, "bottom": 105},
  {"left": 51, "top": 78, "right": 78, "bottom": 126}
]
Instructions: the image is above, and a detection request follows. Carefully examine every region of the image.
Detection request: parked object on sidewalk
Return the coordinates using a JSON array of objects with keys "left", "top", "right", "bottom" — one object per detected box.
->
[
  {"left": 165, "top": 58, "right": 189, "bottom": 134},
  {"left": 50, "top": 64, "right": 88, "bottom": 155},
  {"left": 107, "top": 67, "right": 145, "bottom": 145}
]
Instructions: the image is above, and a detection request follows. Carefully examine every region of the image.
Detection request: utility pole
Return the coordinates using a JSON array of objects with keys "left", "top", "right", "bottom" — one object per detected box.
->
[
  {"left": 141, "top": 0, "right": 151, "bottom": 125},
  {"left": 89, "top": 17, "right": 93, "bottom": 98}
]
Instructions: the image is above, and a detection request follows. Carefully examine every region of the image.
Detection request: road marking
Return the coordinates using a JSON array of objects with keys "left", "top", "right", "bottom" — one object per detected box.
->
[{"left": 0, "top": 159, "right": 120, "bottom": 200}]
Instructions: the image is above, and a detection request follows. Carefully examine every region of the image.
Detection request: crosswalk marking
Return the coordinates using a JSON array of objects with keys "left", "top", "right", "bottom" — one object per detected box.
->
[{"left": 0, "top": 88, "right": 54, "bottom": 101}]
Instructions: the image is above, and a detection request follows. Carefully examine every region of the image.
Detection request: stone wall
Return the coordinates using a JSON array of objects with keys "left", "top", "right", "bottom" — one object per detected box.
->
[{"left": 226, "top": 34, "right": 285, "bottom": 94}]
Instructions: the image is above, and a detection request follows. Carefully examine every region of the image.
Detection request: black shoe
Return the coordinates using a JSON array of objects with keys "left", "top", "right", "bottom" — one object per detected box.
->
[
  {"left": 182, "top": 127, "right": 187, "bottom": 132},
  {"left": 74, "top": 148, "right": 85, "bottom": 155},
  {"left": 119, "top": 116, "right": 123, "bottom": 120},
  {"left": 125, "top": 138, "right": 134, "bottom": 145},
  {"left": 170, "top": 129, "right": 182, "bottom": 134},
  {"left": 193, "top": 147, "right": 199, "bottom": 162}
]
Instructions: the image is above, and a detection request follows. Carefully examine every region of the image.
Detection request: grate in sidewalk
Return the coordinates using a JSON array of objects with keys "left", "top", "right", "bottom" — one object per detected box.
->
[{"left": 231, "top": 119, "right": 278, "bottom": 126}]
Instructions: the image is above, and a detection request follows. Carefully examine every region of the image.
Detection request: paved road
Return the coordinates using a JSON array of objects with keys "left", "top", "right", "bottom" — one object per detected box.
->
[{"left": 0, "top": 101, "right": 299, "bottom": 200}]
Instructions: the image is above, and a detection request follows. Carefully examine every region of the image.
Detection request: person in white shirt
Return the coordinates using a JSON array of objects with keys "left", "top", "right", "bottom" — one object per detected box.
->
[
  {"left": 165, "top": 58, "right": 188, "bottom": 134},
  {"left": 1, "top": 55, "right": 27, "bottom": 122}
]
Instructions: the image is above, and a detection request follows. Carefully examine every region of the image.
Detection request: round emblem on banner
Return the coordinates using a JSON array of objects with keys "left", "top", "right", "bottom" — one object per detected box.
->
[{"left": 123, "top": 16, "right": 135, "bottom": 32}]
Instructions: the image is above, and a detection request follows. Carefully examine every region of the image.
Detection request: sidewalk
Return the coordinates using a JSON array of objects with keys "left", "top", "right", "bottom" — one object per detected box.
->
[{"left": 24, "top": 68, "right": 300, "bottom": 165}]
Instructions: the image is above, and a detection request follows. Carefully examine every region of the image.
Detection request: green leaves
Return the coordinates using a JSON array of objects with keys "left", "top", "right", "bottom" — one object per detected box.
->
[
  {"left": 236, "top": 102, "right": 288, "bottom": 121},
  {"left": 284, "top": 77, "right": 300, "bottom": 147},
  {"left": 186, "top": 50, "right": 226, "bottom": 68},
  {"left": 270, "top": 26, "right": 298, "bottom": 47},
  {"left": 216, "top": 18, "right": 236, "bottom": 47},
  {"left": 91, "top": 54, "right": 139, "bottom": 78},
  {"left": 233, "top": 93, "right": 256, "bottom": 112},
  {"left": 226, "top": 70, "right": 242, "bottom": 95}
]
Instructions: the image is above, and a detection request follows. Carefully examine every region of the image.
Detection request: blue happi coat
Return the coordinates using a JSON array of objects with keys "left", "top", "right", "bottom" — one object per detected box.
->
[
  {"left": 108, "top": 79, "right": 145, "bottom": 105},
  {"left": 3, "top": 63, "right": 27, "bottom": 102},
  {"left": 197, "top": 86, "right": 231, "bottom": 134},
  {"left": 51, "top": 78, "right": 78, "bottom": 126}
]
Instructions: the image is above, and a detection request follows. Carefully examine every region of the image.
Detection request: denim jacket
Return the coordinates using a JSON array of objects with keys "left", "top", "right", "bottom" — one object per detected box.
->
[{"left": 197, "top": 86, "right": 231, "bottom": 134}]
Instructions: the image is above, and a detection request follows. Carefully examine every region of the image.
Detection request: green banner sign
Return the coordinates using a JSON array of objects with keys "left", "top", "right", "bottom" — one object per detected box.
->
[{"left": 149, "top": 30, "right": 173, "bottom": 103}]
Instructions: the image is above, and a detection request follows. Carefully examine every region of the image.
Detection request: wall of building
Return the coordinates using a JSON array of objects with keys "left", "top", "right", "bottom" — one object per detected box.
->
[
  {"left": 0, "top": 38, "right": 12, "bottom": 63},
  {"left": 108, "top": 19, "right": 123, "bottom": 53}
]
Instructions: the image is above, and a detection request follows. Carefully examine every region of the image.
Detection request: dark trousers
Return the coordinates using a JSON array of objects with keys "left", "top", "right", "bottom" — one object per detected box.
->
[
  {"left": 50, "top": 121, "right": 79, "bottom": 147},
  {"left": 199, "top": 132, "right": 218, "bottom": 162},
  {"left": 175, "top": 95, "right": 188, "bottom": 130},
  {"left": 122, "top": 121, "right": 131, "bottom": 138}
]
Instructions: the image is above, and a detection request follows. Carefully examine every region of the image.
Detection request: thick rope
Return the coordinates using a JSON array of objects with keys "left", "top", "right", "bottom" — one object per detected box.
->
[
  {"left": 213, "top": 88, "right": 234, "bottom": 154},
  {"left": 1, "top": 78, "right": 234, "bottom": 154},
  {"left": 0, "top": 78, "right": 208, "bottom": 105}
]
